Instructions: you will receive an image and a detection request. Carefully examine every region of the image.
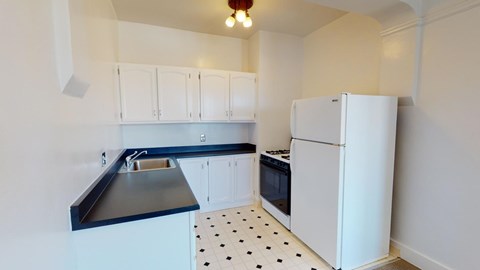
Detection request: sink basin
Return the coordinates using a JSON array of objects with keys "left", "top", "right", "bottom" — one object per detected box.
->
[{"left": 118, "top": 158, "right": 176, "bottom": 173}]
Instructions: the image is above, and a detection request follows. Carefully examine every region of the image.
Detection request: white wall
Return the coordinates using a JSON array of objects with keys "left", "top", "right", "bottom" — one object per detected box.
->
[
  {"left": 0, "top": 0, "right": 122, "bottom": 269},
  {"left": 303, "top": 13, "right": 382, "bottom": 97},
  {"left": 117, "top": 21, "right": 254, "bottom": 148},
  {"left": 380, "top": 5, "right": 480, "bottom": 269},
  {"left": 249, "top": 31, "right": 304, "bottom": 151},
  {"left": 122, "top": 123, "right": 252, "bottom": 148},
  {"left": 118, "top": 21, "right": 249, "bottom": 71}
]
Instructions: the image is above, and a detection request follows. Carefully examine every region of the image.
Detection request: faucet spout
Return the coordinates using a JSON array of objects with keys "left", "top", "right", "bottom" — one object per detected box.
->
[{"left": 125, "top": 150, "right": 148, "bottom": 168}]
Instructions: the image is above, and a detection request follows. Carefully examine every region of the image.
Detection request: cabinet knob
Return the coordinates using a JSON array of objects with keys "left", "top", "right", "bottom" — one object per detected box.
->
[{"left": 225, "top": 111, "right": 228, "bottom": 117}]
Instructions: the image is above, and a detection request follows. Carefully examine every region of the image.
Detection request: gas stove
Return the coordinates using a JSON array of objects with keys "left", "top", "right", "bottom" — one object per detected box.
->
[{"left": 262, "top": 149, "right": 290, "bottom": 163}]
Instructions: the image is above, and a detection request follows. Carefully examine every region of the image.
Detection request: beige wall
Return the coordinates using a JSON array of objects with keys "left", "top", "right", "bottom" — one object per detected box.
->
[
  {"left": 249, "top": 31, "right": 304, "bottom": 151},
  {"left": 302, "top": 13, "right": 382, "bottom": 98},
  {"left": 0, "top": 0, "right": 122, "bottom": 269},
  {"left": 118, "top": 21, "right": 249, "bottom": 71},
  {"left": 380, "top": 5, "right": 480, "bottom": 269}
]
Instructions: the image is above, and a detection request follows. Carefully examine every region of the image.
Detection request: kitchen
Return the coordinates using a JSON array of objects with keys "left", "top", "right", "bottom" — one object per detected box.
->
[{"left": 1, "top": 0, "right": 479, "bottom": 270}]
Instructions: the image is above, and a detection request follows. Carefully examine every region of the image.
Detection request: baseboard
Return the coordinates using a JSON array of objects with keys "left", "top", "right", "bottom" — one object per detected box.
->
[{"left": 390, "top": 239, "right": 453, "bottom": 270}]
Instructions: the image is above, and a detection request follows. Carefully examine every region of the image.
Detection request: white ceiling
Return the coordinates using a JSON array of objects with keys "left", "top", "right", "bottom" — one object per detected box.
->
[{"left": 110, "top": 0, "right": 348, "bottom": 39}]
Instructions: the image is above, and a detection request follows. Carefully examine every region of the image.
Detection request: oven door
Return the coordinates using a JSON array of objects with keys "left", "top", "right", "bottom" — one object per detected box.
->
[{"left": 260, "top": 161, "right": 290, "bottom": 215}]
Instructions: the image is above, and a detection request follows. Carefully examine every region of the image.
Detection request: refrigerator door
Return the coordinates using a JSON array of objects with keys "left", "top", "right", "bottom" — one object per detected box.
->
[
  {"left": 290, "top": 139, "right": 344, "bottom": 269},
  {"left": 290, "top": 94, "right": 347, "bottom": 145}
]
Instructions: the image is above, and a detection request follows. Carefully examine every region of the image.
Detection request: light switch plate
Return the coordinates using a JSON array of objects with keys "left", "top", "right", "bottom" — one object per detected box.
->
[{"left": 200, "top": 134, "right": 206, "bottom": 142}]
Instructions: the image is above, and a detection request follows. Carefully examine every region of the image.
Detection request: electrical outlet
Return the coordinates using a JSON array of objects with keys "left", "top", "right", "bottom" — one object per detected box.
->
[
  {"left": 101, "top": 152, "right": 107, "bottom": 167},
  {"left": 200, "top": 134, "right": 206, "bottom": 142}
]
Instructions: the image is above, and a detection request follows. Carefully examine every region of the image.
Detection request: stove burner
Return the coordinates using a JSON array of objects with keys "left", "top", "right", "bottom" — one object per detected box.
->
[{"left": 265, "top": 149, "right": 290, "bottom": 155}]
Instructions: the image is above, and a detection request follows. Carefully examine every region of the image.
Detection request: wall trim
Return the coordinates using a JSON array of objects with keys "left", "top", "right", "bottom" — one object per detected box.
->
[
  {"left": 390, "top": 239, "right": 453, "bottom": 270},
  {"left": 380, "top": 18, "right": 421, "bottom": 37},
  {"left": 425, "top": 0, "right": 480, "bottom": 25},
  {"left": 381, "top": 0, "right": 480, "bottom": 36}
]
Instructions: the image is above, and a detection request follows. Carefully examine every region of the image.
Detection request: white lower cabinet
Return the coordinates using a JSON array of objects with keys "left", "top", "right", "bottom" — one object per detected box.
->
[
  {"left": 73, "top": 211, "right": 196, "bottom": 270},
  {"left": 178, "top": 154, "right": 255, "bottom": 213}
]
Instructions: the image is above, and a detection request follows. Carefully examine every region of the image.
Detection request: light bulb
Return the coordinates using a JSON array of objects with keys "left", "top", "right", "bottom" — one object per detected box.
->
[
  {"left": 225, "top": 15, "right": 235, "bottom": 27},
  {"left": 235, "top": 10, "right": 246, "bottom": 22},
  {"left": 243, "top": 16, "right": 252, "bottom": 28}
]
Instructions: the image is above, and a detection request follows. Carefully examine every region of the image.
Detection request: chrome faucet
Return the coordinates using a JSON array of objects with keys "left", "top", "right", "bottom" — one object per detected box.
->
[{"left": 125, "top": 150, "right": 148, "bottom": 168}]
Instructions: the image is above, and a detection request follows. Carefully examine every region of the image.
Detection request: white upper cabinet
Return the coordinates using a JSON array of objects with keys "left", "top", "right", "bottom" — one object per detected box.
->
[
  {"left": 200, "top": 70, "right": 230, "bottom": 121},
  {"left": 118, "top": 63, "right": 256, "bottom": 124},
  {"left": 118, "top": 64, "right": 158, "bottom": 122},
  {"left": 230, "top": 72, "right": 256, "bottom": 121},
  {"left": 118, "top": 64, "right": 194, "bottom": 123},
  {"left": 157, "top": 67, "right": 193, "bottom": 122}
]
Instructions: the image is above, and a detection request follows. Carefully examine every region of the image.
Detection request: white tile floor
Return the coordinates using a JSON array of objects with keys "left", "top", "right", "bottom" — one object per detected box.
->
[{"left": 195, "top": 205, "right": 332, "bottom": 270}]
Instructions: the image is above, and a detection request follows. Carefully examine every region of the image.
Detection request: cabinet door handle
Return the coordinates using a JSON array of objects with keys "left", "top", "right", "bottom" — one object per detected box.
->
[
  {"left": 230, "top": 111, "right": 233, "bottom": 116},
  {"left": 159, "top": 109, "right": 162, "bottom": 117},
  {"left": 153, "top": 110, "right": 156, "bottom": 117},
  {"left": 225, "top": 111, "right": 229, "bottom": 117}
]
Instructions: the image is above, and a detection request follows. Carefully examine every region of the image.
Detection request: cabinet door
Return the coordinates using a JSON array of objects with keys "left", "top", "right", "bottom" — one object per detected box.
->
[
  {"left": 234, "top": 154, "right": 255, "bottom": 202},
  {"left": 178, "top": 158, "right": 208, "bottom": 211},
  {"left": 230, "top": 72, "right": 256, "bottom": 121},
  {"left": 200, "top": 70, "right": 230, "bottom": 121},
  {"left": 118, "top": 64, "right": 158, "bottom": 122},
  {"left": 208, "top": 156, "right": 233, "bottom": 207},
  {"left": 157, "top": 67, "right": 193, "bottom": 122}
]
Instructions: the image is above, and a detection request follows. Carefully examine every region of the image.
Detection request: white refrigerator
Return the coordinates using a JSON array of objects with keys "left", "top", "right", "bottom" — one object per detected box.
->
[{"left": 290, "top": 93, "right": 398, "bottom": 270}]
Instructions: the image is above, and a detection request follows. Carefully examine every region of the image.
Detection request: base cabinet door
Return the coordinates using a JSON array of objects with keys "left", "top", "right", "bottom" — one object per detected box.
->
[
  {"left": 179, "top": 154, "right": 255, "bottom": 213},
  {"left": 234, "top": 154, "right": 255, "bottom": 203},
  {"left": 178, "top": 158, "right": 208, "bottom": 210},
  {"left": 207, "top": 156, "right": 234, "bottom": 208}
]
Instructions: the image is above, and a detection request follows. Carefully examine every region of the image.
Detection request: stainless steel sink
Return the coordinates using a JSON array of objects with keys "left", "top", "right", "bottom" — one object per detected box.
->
[{"left": 118, "top": 158, "right": 176, "bottom": 173}]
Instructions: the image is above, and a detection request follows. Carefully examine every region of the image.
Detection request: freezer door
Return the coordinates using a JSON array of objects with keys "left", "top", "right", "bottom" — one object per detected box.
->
[
  {"left": 290, "top": 139, "right": 344, "bottom": 269},
  {"left": 290, "top": 94, "right": 346, "bottom": 145}
]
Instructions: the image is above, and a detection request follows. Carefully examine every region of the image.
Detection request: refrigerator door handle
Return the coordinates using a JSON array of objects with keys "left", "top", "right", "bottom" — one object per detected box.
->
[
  {"left": 290, "top": 139, "right": 295, "bottom": 175},
  {"left": 290, "top": 101, "right": 296, "bottom": 137}
]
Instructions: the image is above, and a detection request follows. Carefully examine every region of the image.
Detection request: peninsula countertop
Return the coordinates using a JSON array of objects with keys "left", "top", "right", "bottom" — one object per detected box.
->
[{"left": 70, "top": 143, "right": 256, "bottom": 230}]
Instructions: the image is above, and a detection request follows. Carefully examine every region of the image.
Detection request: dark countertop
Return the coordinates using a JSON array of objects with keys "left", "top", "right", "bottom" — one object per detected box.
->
[{"left": 70, "top": 143, "right": 256, "bottom": 231}]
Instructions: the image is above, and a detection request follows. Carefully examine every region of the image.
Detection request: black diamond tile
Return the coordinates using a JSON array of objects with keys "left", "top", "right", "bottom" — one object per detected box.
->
[
  {"left": 239, "top": 239, "right": 244, "bottom": 243},
  {"left": 194, "top": 225, "right": 197, "bottom": 228},
  {"left": 249, "top": 226, "right": 254, "bottom": 229},
  {"left": 251, "top": 209, "right": 255, "bottom": 212},
  {"left": 296, "top": 253, "right": 302, "bottom": 257},
  {"left": 210, "top": 225, "right": 214, "bottom": 228},
  {"left": 311, "top": 268, "right": 317, "bottom": 270},
  {"left": 257, "top": 216, "right": 261, "bottom": 218},
  {"left": 227, "top": 222, "right": 231, "bottom": 224},
  {"left": 243, "top": 219, "right": 247, "bottom": 221},
  {"left": 215, "top": 233, "right": 219, "bottom": 237},
  {"left": 237, "top": 212, "right": 241, "bottom": 214},
  {"left": 222, "top": 214, "right": 226, "bottom": 217},
  {"left": 257, "top": 235, "right": 262, "bottom": 239},
  {"left": 266, "top": 246, "right": 271, "bottom": 250},
  {"left": 256, "top": 265, "right": 262, "bottom": 269},
  {"left": 220, "top": 244, "right": 225, "bottom": 247},
  {"left": 265, "top": 223, "right": 269, "bottom": 226},
  {"left": 199, "top": 248, "right": 205, "bottom": 252},
  {"left": 226, "top": 256, "right": 232, "bottom": 260},
  {"left": 206, "top": 217, "right": 211, "bottom": 220},
  {"left": 232, "top": 230, "right": 237, "bottom": 233},
  {"left": 203, "top": 262, "right": 210, "bottom": 266},
  {"left": 247, "top": 251, "right": 252, "bottom": 255},
  {"left": 196, "top": 235, "right": 200, "bottom": 239},
  {"left": 273, "top": 232, "right": 278, "bottom": 235},
  {"left": 284, "top": 242, "right": 289, "bottom": 245},
  {"left": 277, "top": 259, "right": 283, "bottom": 263}
]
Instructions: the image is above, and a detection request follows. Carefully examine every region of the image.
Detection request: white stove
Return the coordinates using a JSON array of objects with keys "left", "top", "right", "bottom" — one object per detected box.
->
[
  {"left": 261, "top": 149, "right": 290, "bottom": 163},
  {"left": 260, "top": 149, "right": 291, "bottom": 229}
]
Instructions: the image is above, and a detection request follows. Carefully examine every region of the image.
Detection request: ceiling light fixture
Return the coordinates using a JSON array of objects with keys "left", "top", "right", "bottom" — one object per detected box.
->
[{"left": 225, "top": 0, "right": 253, "bottom": 28}]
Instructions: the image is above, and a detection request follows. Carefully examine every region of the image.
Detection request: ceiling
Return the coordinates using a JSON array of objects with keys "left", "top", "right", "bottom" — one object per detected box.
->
[{"left": 110, "top": 0, "right": 348, "bottom": 39}]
